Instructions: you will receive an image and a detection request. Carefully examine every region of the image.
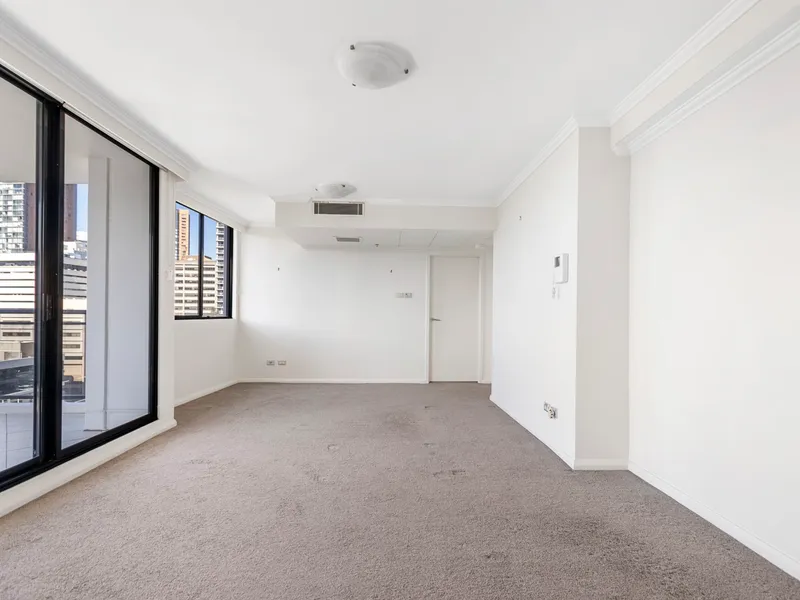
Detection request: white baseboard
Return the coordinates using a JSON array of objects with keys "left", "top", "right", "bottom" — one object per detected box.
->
[
  {"left": 629, "top": 461, "right": 800, "bottom": 581},
  {"left": 478, "top": 380, "right": 492, "bottom": 385},
  {"left": 573, "top": 458, "right": 628, "bottom": 471},
  {"left": 238, "top": 378, "right": 428, "bottom": 384},
  {"left": 175, "top": 380, "right": 238, "bottom": 407},
  {"left": 0, "top": 418, "right": 177, "bottom": 519}
]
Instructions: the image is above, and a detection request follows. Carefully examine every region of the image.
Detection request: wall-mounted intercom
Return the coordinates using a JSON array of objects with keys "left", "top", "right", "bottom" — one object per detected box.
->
[{"left": 553, "top": 253, "right": 569, "bottom": 284}]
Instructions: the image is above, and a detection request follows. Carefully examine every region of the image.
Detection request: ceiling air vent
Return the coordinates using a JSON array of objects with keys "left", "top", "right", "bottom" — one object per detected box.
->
[
  {"left": 335, "top": 236, "right": 362, "bottom": 243},
  {"left": 313, "top": 201, "right": 364, "bottom": 216}
]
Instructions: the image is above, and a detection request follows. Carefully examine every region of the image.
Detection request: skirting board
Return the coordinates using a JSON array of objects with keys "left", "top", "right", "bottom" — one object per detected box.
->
[
  {"left": 175, "top": 380, "right": 239, "bottom": 407},
  {"left": 239, "top": 378, "right": 428, "bottom": 384},
  {"left": 0, "top": 418, "right": 177, "bottom": 519},
  {"left": 629, "top": 461, "right": 800, "bottom": 581},
  {"left": 572, "top": 458, "right": 628, "bottom": 471}
]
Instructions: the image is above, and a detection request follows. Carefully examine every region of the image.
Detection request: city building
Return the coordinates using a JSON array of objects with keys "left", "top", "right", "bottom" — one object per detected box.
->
[
  {"left": 21, "top": 183, "right": 78, "bottom": 251},
  {"left": 176, "top": 207, "right": 189, "bottom": 260},
  {"left": 173, "top": 208, "right": 226, "bottom": 316},
  {"left": 173, "top": 255, "right": 219, "bottom": 316},
  {"left": 0, "top": 252, "right": 87, "bottom": 393}
]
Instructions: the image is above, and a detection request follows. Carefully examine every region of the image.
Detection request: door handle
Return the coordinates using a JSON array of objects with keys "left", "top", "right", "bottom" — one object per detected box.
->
[{"left": 430, "top": 318, "right": 441, "bottom": 322}]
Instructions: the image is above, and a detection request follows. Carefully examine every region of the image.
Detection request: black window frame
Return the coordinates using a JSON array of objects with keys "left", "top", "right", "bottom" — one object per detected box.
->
[
  {"left": 0, "top": 64, "right": 159, "bottom": 493},
  {"left": 174, "top": 206, "right": 234, "bottom": 320}
]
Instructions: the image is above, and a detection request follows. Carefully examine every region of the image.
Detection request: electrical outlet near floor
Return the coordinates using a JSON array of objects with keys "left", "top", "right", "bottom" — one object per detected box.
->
[
  {"left": 543, "top": 402, "right": 558, "bottom": 419},
  {"left": 266, "top": 360, "right": 276, "bottom": 366},
  {"left": 277, "top": 360, "right": 287, "bottom": 366}
]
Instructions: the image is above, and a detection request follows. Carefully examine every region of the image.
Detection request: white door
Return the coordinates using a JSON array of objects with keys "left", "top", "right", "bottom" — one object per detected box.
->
[{"left": 429, "top": 256, "right": 480, "bottom": 382}]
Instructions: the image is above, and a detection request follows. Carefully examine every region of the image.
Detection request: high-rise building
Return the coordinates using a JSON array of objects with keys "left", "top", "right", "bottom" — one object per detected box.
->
[
  {"left": 176, "top": 208, "right": 190, "bottom": 260},
  {"left": 173, "top": 255, "right": 219, "bottom": 316},
  {"left": 216, "top": 221, "right": 226, "bottom": 311},
  {"left": 21, "top": 183, "right": 78, "bottom": 251},
  {"left": 0, "top": 182, "right": 26, "bottom": 253}
]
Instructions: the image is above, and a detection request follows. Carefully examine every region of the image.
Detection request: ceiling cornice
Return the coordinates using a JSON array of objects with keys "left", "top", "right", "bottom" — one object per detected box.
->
[
  {"left": 495, "top": 118, "right": 578, "bottom": 207},
  {"left": 610, "top": 0, "right": 762, "bottom": 124},
  {"left": 175, "top": 185, "right": 251, "bottom": 232},
  {"left": 495, "top": 0, "right": 789, "bottom": 204},
  {"left": 615, "top": 6, "right": 800, "bottom": 155},
  {"left": 0, "top": 8, "right": 198, "bottom": 178}
]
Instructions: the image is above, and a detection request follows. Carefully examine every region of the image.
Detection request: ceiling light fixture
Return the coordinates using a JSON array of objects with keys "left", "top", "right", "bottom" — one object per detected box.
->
[
  {"left": 337, "top": 42, "right": 414, "bottom": 89},
  {"left": 315, "top": 182, "right": 357, "bottom": 199}
]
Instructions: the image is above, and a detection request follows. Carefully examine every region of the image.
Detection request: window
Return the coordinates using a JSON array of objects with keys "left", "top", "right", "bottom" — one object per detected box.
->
[
  {"left": 174, "top": 205, "right": 233, "bottom": 319},
  {"left": 0, "top": 64, "right": 158, "bottom": 491}
]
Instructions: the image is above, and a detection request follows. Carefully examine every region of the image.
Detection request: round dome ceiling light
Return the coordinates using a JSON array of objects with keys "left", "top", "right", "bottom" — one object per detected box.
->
[
  {"left": 337, "top": 42, "right": 414, "bottom": 89},
  {"left": 315, "top": 182, "right": 357, "bottom": 199}
]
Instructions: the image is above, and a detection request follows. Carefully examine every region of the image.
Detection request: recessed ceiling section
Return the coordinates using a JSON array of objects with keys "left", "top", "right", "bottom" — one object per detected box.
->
[{"left": 285, "top": 228, "right": 492, "bottom": 250}]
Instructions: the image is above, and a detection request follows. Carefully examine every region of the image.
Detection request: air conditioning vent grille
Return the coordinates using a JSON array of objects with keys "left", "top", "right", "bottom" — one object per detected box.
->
[
  {"left": 313, "top": 201, "right": 364, "bottom": 216},
  {"left": 335, "top": 236, "right": 362, "bottom": 243}
]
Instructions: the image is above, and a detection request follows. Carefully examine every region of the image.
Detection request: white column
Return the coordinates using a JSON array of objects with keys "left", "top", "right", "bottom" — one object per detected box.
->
[
  {"left": 158, "top": 169, "right": 177, "bottom": 423},
  {"left": 84, "top": 157, "right": 110, "bottom": 431}
]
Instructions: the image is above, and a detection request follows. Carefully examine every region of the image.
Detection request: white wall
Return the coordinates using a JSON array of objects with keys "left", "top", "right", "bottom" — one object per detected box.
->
[
  {"left": 492, "top": 127, "right": 630, "bottom": 468},
  {"left": 574, "top": 128, "right": 630, "bottom": 466},
  {"left": 236, "top": 230, "right": 491, "bottom": 384},
  {"left": 238, "top": 230, "right": 429, "bottom": 382},
  {"left": 174, "top": 319, "right": 239, "bottom": 405},
  {"left": 629, "top": 46, "right": 800, "bottom": 577},
  {"left": 480, "top": 250, "right": 493, "bottom": 383},
  {"left": 493, "top": 131, "right": 580, "bottom": 464}
]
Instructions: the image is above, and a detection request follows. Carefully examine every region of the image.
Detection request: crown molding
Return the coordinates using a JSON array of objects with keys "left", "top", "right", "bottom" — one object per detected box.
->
[
  {"left": 615, "top": 8, "right": 800, "bottom": 155},
  {"left": 0, "top": 8, "right": 198, "bottom": 179},
  {"left": 610, "top": 0, "right": 762, "bottom": 124},
  {"left": 175, "top": 185, "right": 251, "bottom": 232},
  {"left": 495, "top": 118, "right": 578, "bottom": 207}
]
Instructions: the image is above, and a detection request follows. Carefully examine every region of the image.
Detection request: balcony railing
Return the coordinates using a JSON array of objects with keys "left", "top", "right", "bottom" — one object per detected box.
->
[{"left": 0, "top": 308, "right": 86, "bottom": 402}]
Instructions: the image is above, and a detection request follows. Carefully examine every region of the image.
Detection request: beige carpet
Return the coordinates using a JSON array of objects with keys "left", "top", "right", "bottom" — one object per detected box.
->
[{"left": 0, "top": 383, "right": 797, "bottom": 599}]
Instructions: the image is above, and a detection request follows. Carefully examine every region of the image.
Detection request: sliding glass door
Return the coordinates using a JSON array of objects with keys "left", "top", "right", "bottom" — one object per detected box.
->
[
  {"left": 0, "top": 66, "right": 158, "bottom": 490},
  {"left": 0, "top": 70, "right": 41, "bottom": 474}
]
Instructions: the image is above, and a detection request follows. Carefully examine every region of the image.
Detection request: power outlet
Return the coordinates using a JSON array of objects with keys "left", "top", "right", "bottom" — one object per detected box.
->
[
  {"left": 266, "top": 360, "right": 276, "bottom": 367},
  {"left": 543, "top": 402, "right": 558, "bottom": 419},
  {"left": 277, "top": 360, "right": 287, "bottom": 366}
]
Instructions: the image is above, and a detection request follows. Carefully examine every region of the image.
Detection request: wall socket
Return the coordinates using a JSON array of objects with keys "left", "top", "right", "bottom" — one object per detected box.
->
[
  {"left": 543, "top": 402, "right": 558, "bottom": 419},
  {"left": 277, "top": 360, "right": 287, "bottom": 366},
  {"left": 266, "top": 360, "right": 276, "bottom": 366}
]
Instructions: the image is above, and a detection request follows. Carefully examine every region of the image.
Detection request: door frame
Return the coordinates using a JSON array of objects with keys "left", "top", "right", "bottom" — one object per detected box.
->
[{"left": 425, "top": 253, "right": 488, "bottom": 383}]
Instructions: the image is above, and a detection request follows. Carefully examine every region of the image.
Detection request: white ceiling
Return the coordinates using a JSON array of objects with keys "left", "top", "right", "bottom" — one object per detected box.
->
[
  {"left": 0, "top": 0, "right": 729, "bottom": 220},
  {"left": 284, "top": 228, "right": 492, "bottom": 250}
]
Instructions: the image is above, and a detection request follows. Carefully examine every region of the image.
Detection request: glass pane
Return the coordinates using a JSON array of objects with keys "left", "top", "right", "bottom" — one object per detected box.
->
[
  {"left": 174, "top": 204, "right": 200, "bottom": 317},
  {"left": 61, "top": 116, "right": 152, "bottom": 448},
  {"left": 0, "top": 79, "right": 40, "bottom": 472},
  {"left": 202, "top": 215, "right": 226, "bottom": 317}
]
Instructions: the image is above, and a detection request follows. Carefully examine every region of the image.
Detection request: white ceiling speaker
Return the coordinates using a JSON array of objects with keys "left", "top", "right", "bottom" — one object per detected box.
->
[
  {"left": 315, "top": 182, "right": 357, "bottom": 199},
  {"left": 337, "top": 42, "right": 414, "bottom": 89}
]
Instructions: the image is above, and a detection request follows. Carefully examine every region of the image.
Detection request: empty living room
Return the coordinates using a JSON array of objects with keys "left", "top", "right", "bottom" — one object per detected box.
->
[{"left": 0, "top": 0, "right": 798, "bottom": 598}]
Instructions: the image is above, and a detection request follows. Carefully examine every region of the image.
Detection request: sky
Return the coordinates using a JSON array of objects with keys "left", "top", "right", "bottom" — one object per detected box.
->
[{"left": 178, "top": 203, "right": 219, "bottom": 256}]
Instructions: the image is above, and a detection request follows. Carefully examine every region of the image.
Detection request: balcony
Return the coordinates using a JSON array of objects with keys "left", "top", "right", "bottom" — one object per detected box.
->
[{"left": 0, "top": 310, "right": 89, "bottom": 470}]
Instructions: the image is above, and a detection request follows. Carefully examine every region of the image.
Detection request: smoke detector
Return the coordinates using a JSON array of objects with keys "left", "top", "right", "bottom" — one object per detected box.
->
[
  {"left": 315, "top": 182, "right": 357, "bottom": 199},
  {"left": 337, "top": 42, "right": 414, "bottom": 89}
]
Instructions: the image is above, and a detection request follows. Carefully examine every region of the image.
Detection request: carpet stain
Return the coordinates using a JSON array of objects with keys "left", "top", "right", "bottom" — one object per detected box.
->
[
  {"left": 276, "top": 499, "right": 305, "bottom": 518},
  {"left": 483, "top": 551, "right": 509, "bottom": 562}
]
